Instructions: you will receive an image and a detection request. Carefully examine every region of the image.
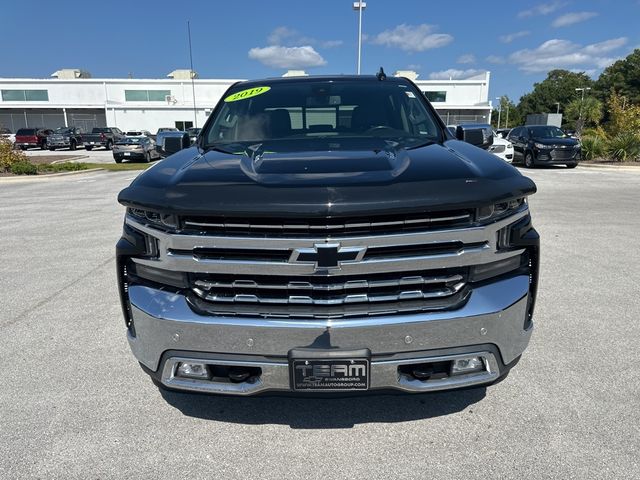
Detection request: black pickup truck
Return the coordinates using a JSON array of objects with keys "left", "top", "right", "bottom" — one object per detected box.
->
[
  {"left": 47, "top": 126, "right": 84, "bottom": 151},
  {"left": 117, "top": 74, "right": 539, "bottom": 396},
  {"left": 82, "top": 127, "right": 124, "bottom": 150}
]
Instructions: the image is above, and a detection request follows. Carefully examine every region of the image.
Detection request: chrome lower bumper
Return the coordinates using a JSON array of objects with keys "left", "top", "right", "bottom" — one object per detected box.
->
[{"left": 127, "top": 275, "right": 532, "bottom": 394}]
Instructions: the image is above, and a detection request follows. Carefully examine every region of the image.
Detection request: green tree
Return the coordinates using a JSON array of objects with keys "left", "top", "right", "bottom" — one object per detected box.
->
[
  {"left": 564, "top": 96, "right": 603, "bottom": 130},
  {"left": 517, "top": 69, "right": 594, "bottom": 127},
  {"left": 491, "top": 96, "right": 521, "bottom": 129},
  {"left": 606, "top": 91, "right": 640, "bottom": 136},
  {"left": 595, "top": 49, "right": 640, "bottom": 105}
]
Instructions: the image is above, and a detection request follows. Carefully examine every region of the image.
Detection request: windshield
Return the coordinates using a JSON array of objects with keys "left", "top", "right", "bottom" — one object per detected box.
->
[
  {"left": 92, "top": 128, "right": 111, "bottom": 133},
  {"left": 204, "top": 79, "right": 442, "bottom": 152},
  {"left": 54, "top": 127, "right": 72, "bottom": 134},
  {"left": 529, "top": 126, "right": 567, "bottom": 138}
]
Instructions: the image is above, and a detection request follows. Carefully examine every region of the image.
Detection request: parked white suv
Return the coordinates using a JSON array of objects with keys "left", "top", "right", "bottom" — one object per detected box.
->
[{"left": 489, "top": 133, "right": 514, "bottom": 163}]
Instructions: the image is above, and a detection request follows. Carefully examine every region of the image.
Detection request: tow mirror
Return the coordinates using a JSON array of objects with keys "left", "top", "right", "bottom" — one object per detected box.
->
[
  {"left": 162, "top": 132, "right": 190, "bottom": 156},
  {"left": 455, "top": 124, "right": 493, "bottom": 150}
]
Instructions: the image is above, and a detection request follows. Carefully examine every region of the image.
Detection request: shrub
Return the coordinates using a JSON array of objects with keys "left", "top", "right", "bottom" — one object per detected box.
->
[
  {"left": 0, "top": 139, "right": 28, "bottom": 172},
  {"left": 10, "top": 161, "right": 38, "bottom": 175},
  {"left": 606, "top": 131, "right": 640, "bottom": 162},
  {"left": 581, "top": 135, "right": 607, "bottom": 161}
]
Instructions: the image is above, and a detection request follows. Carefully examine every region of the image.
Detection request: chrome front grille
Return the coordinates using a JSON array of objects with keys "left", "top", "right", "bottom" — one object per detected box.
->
[
  {"left": 191, "top": 271, "right": 466, "bottom": 306},
  {"left": 127, "top": 207, "right": 529, "bottom": 319},
  {"left": 181, "top": 210, "right": 473, "bottom": 237}
]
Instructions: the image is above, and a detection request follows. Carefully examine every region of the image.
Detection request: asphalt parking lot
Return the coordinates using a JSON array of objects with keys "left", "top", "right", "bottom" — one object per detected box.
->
[
  {"left": 25, "top": 147, "right": 120, "bottom": 164},
  {"left": 1, "top": 166, "right": 639, "bottom": 479}
]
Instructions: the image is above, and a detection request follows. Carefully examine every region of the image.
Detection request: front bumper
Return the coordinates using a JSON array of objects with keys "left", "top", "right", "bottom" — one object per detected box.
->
[
  {"left": 535, "top": 148, "right": 581, "bottom": 164},
  {"left": 127, "top": 274, "right": 533, "bottom": 394}
]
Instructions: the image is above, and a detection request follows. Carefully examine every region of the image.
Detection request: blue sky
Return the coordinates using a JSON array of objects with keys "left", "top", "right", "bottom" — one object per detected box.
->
[{"left": 1, "top": 0, "right": 638, "bottom": 102}]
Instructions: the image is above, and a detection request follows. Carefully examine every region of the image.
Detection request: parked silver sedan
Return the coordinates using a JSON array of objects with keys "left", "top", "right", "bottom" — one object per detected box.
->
[{"left": 112, "top": 136, "right": 160, "bottom": 163}]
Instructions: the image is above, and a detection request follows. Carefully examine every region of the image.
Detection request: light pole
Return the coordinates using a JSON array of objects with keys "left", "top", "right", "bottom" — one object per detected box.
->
[
  {"left": 554, "top": 102, "right": 560, "bottom": 114},
  {"left": 353, "top": 1, "right": 367, "bottom": 74},
  {"left": 495, "top": 97, "right": 502, "bottom": 129},
  {"left": 505, "top": 104, "right": 510, "bottom": 129},
  {"left": 575, "top": 87, "right": 591, "bottom": 132}
]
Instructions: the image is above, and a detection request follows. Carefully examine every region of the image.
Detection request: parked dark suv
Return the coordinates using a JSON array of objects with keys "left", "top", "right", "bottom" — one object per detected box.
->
[
  {"left": 15, "top": 128, "right": 53, "bottom": 150},
  {"left": 507, "top": 125, "right": 580, "bottom": 168}
]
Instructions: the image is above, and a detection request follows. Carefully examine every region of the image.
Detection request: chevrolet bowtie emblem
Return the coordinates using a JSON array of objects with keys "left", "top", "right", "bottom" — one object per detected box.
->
[{"left": 290, "top": 243, "right": 367, "bottom": 271}]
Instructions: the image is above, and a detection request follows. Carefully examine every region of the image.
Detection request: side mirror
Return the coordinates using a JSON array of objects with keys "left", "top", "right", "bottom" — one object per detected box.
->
[
  {"left": 455, "top": 124, "right": 494, "bottom": 150},
  {"left": 161, "top": 132, "right": 190, "bottom": 156}
]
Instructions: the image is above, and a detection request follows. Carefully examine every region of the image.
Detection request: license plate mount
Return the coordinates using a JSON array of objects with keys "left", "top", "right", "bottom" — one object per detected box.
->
[{"left": 289, "top": 349, "right": 370, "bottom": 392}]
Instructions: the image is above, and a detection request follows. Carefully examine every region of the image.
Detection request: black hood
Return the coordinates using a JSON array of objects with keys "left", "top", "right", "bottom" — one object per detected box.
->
[
  {"left": 118, "top": 140, "right": 536, "bottom": 217},
  {"left": 532, "top": 137, "right": 579, "bottom": 146}
]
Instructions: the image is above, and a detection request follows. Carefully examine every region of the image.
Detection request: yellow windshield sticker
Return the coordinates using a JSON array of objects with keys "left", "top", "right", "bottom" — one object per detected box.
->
[{"left": 224, "top": 86, "right": 271, "bottom": 102}]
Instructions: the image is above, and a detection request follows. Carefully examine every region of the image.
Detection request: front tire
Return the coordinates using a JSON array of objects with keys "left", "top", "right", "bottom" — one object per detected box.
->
[
  {"left": 566, "top": 162, "right": 578, "bottom": 169},
  {"left": 48, "top": 147, "right": 56, "bottom": 151},
  {"left": 114, "top": 157, "right": 122, "bottom": 164},
  {"left": 85, "top": 146, "right": 93, "bottom": 151},
  {"left": 105, "top": 141, "right": 113, "bottom": 151},
  {"left": 524, "top": 151, "right": 535, "bottom": 168},
  {"left": 20, "top": 146, "right": 27, "bottom": 150},
  {"left": 40, "top": 141, "right": 47, "bottom": 150},
  {"left": 69, "top": 141, "right": 76, "bottom": 151}
]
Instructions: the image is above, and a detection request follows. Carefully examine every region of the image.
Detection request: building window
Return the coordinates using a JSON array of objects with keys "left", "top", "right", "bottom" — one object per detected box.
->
[
  {"left": 424, "top": 91, "right": 447, "bottom": 103},
  {"left": 175, "top": 121, "right": 194, "bottom": 130},
  {"left": 125, "top": 90, "right": 171, "bottom": 102},
  {"left": 1, "top": 90, "right": 49, "bottom": 101}
]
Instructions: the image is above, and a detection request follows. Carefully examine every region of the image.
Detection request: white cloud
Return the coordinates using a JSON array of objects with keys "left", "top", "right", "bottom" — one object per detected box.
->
[
  {"left": 486, "top": 55, "right": 506, "bottom": 64},
  {"left": 248, "top": 46, "right": 327, "bottom": 69},
  {"left": 518, "top": 1, "right": 567, "bottom": 18},
  {"left": 268, "top": 26, "right": 297, "bottom": 45},
  {"left": 508, "top": 37, "right": 627, "bottom": 73},
  {"left": 499, "top": 31, "right": 530, "bottom": 43},
  {"left": 552, "top": 11, "right": 598, "bottom": 27},
  {"left": 371, "top": 24, "right": 453, "bottom": 52},
  {"left": 322, "top": 40, "right": 343, "bottom": 48},
  {"left": 457, "top": 54, "right": 476, "bottom": 64},
  {"left": 266, "top": 26, "right": 341, "bottom": 49},
  {"left": 428, "top": 69, "right": 486, "bottom": 80}
]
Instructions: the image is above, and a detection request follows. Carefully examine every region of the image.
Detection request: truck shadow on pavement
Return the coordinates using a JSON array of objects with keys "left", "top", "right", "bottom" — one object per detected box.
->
[{"left": 159, "top": 388, "right": 486, "bottom": 428}]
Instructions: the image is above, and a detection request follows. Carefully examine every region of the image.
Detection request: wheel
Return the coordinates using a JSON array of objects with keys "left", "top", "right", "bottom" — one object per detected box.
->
[
  {"left": 40, "top": 141, "right": 47, "bottom": 150},
  {"left": 566, "top": 162, "right": 578, "bottom": 169},
  {"left": 85, "top": 146, "right": 93, "bottom": 151},
  {"left": 20, "top": 146, "right": 27, "bottom": 150},
  {"left": 524, "top": 151, "right": 535, "bottom": 168},
  {"left": 114, "top": 157, "right": 122, "bottom": 164},
  {"left": 48, "top": 147, "right": 56, "bottom": 151},
  {"left": 144, "top": 151, "right": 151, "bottom": 163},
  {"left": 105, "top": 140, "right": 113, "bottom": 151},
  {"left": 69, "top": 140, "right": 76, "bottom": 151}
]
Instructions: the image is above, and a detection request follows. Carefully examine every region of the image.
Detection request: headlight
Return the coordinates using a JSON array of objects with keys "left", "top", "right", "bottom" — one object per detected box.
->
[
  {"left": 477, "top": 197, "right": 526, "bottom": 222},
  {"left": 507, "top": 143, "right": 513, "bottom": 148},
  {"left": 534, "top": 142, "right": 548, "bottom": 149},
  {"left": 127, "top": 207, "right": 178, "bottom": 229}
]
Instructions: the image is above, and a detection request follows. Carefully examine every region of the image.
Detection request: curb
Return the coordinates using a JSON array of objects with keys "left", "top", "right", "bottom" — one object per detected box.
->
[
  {"left": 0, "top": 168, "right": 105, "bottom": 182},
  {"left": 50, "top": 155, "right": 90, "bottom": 164},
  {"left": 580, "top": 162, "right": 640, "bottom": 169}
]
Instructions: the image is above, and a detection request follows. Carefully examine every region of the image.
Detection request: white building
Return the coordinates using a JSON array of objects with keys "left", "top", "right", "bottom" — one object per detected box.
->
[{"left": 0, "top": 69, "right": 491, "bottom": 132}]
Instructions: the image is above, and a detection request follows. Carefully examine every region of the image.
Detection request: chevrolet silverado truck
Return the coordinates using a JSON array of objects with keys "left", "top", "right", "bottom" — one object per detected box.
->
[
  {"left": 47, "top": 126, "right": 84, "bottom": 151},
  {"left": 82, "top": 127, "right": 124, "bottom": 150},
  {"left": 117, "top": 75, "right": 539, "bottom": 395}
]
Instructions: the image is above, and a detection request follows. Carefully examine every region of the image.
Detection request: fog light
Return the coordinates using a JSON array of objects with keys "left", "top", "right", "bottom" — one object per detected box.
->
[
  {"left": 451, "top": 357, "right": 484, "bottom": 375},
  {"left": 176, "top": 362, "right": 209, "bottom": 379}
]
